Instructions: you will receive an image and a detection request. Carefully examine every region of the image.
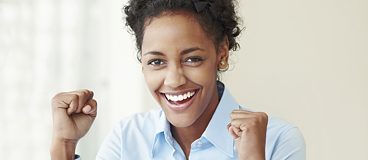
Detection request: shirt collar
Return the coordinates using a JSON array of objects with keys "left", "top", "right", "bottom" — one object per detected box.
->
[
  {"left": 152, "top": 81, "right": 239, "bottom": 158},
  {"left": 155, "top": 110, "right": 170, "bottom": 135},
  {"left": 151, "top": 110, "right": 173, "bottom": 158},
  {"left": 203, "top": 81, "right": 238, "bottom": 157}
]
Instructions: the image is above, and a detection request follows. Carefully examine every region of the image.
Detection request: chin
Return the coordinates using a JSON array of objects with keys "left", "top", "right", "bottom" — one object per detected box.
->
[{"left": 166, "top": 114, "right": 197, "bottom": 128}]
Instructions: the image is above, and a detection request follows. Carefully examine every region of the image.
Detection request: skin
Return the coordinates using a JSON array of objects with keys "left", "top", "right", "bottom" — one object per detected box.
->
[
  {"left": 229, "top": 110, "right": 268, "bottom": 160},
  {"left": 140, "top": 12, "right": 225, "bottom": 157},
  {"left": 50, "top": 11, "right": 268, "bottom": 160},
  {"left": 50, "top": 89, "right": 97, "bottom": 160}
]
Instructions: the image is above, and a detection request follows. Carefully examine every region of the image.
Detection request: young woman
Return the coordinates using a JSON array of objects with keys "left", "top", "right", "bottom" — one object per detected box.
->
[{"left": 50, "top": 0, "right": 305, "bottom": 159}]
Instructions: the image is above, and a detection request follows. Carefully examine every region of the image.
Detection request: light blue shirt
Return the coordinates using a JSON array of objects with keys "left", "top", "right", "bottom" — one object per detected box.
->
[{"left": 95, "top": 83, "right": 306, "bottom": 160}]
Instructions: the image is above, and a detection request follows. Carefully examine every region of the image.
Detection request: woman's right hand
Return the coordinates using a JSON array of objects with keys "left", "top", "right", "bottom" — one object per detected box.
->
[{"left": 50, "top": 89, "right": 97, "bottom": 159}]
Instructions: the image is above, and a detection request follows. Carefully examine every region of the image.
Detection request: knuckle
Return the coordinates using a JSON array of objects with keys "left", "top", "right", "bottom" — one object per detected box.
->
[
  {"left": 256, "top": 112, "right": 268, "bottom": 118},
  {"left": 92, "top": 99, "right": 97, "bottom": 106},
  {"left": 230, "top": 120, "right": 237, "bottom": 126},
  {"left": 239, "top": 124, "right": 250, "bottom": 132},
  {"left": 70, "top": 94, "right": 79, "bottom": 101},
  {"left": 83, "top": 89, "right": 91, "bottom": 94},
  {"left": 230, "top": 113, "right": 235, "bottom": 119},
  {"left": 260, "top": 112, "right": 268, "bottom": 117},
  {"left": 51, "top": 92, "right": 65, "bottom": 106},
  {"left": 79, "top": 90, "right": 88, "bottom": 97},
  {"left": 79, "top": 89, "right": 92, "bottom": 99},
  {"left": 254, "top": 112, "right": 268, "bottom": 124},
  {"left": 249, "top": 120, "right": 257, "bottom": 127},
  {"left": 52, "top": 92, "right": 64, "bottom": 100},
  {"left": 241, "top": 126, "right": 249, "bottom": 132},
  {"left": 232, "top": 109, "right": 241, "bottom": 113},
  {"left": 259, "top": 112, "right": 268, "bottom": 121},
  {"left": 229, "top": 119, "right": 234, "bottom": 124}
]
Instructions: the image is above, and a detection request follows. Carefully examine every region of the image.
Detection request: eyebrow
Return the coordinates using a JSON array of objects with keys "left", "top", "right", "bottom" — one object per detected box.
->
[{"left": 143, "top": 47, "right": 204, "bottom": 56}]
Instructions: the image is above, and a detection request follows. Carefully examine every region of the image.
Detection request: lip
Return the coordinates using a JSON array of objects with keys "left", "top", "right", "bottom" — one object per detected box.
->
[{"left": 160, "top": 89, "right": 199, "bottom": 112}]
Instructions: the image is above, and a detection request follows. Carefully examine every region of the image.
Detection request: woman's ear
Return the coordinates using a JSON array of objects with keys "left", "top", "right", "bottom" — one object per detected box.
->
[{"left": 217, "top": 37, "right": 230, "bottom": 65}]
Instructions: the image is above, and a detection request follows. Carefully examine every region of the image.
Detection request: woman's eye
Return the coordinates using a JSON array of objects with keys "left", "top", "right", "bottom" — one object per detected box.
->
[
  {"left": 147, "top": 59, "right": 165, "bottom": 66},
  {"left": 184, "top": 57, "right": 203, "bottom": 64}
]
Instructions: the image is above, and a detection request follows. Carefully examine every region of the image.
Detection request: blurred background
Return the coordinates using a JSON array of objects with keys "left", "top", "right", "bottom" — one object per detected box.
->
[{"left": 0, "top": 0, "right": 367, "bottom": 159}]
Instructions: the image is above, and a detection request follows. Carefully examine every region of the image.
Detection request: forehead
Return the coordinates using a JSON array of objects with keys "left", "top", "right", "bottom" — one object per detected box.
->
[{"left": 141, "top": 12, "right": 214, "bottom": 53}]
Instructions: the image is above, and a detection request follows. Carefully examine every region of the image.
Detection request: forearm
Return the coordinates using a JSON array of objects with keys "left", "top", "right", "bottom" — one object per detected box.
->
[
  {"left": 238, "top": 148, "right": 265, "bottom": 160},
  {"left": 50, "top": 139, "right": 77, "bottom": 160},
  {"left": 239, "top": 154, "right": 265, "bottom": 160}
]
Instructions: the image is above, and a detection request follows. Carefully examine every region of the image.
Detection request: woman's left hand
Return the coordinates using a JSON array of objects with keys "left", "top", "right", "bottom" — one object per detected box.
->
[{"left": 228, "top": 110, "right": 268, "bottom": 160}]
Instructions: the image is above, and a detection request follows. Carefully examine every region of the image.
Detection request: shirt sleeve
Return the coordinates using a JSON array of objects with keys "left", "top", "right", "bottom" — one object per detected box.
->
[
  {"left": 271, "top": 127, "right": 306, "bottom": 160},
  {"left": 96, "top": 123, "right": 123, "bottom": 160}
]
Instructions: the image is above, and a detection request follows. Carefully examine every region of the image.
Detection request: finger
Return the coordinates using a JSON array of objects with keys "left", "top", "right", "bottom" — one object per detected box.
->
[
  {"left": 230, "top": 110, "right": 257, "bottom": 119},
  {"left": 227, "top": 123, "right": 231, "bottom": 130},
  {"left": 232, "top": 126, "right": 242, "bottom": 137},
  {"left": 232, "top": 109, "right": 253, "bottom": 113},
  {"left": 230, "top": 118, "right": 250, "bottom": 128},
  {"left": 231, "top": 111, "right": 268, "bottom": 122},
  {"left": 82, "top": 99, "right": 97, "bottom": 117},
  {"left": 228, "top": 126, "right": 240, "bottom": 139},
  {"left": 230, "top": 126, "right": 243, "bottom": 140},
  {"left": 73, "top": 90, "right": 94, "bottom": 113},
  {"left": 52, "top": 92, "right": 76, "bottom": 109},
  {"left": 68, "top": 96, "right": 79, "bottom": 115},
  {"left": 57, "top": 93, "right": 79, "bottom": 115}
]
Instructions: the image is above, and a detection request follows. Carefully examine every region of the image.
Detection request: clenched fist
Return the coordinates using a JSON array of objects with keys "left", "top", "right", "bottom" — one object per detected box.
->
[
  {"left": 50, "top": 89, "right": 97, "bottom": 160},
  {"left": 228, "top": 110, "right": 268, "bottom": 160}
]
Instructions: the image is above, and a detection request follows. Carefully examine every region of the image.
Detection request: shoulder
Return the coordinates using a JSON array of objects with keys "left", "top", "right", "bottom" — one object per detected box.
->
[
  {"left": 100, "top": 108, "right": 164, "bottom": 146},
  {"left": 266, "top": 116, "right": 305, "bottom": 146},
  {"left": 97, "top": 109, "right": 163, "bottom": 159},
  {"left": 266, "top": 116, "right": 305, "bottom": 141},
  {"left": 117, "top": 108, "right": 163, "bottom": 134},
  {"left": 267, "top": 116, "right": 298, "bottom": 134},
  {"left": 266, "top": 116, "right": 306, "bottom": 159},
  {"left": 238, "top": 106, "right": 305, "bottom": 159}
]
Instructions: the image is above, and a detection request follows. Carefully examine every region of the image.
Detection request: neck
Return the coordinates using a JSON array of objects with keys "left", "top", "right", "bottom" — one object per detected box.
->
[{"left": 171, "top": 88, "right": 219, "bottom": 158}]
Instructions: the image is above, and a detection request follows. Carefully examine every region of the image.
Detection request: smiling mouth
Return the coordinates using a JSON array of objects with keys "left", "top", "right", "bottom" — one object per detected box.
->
[{"left": 161, "top": 89, "right": 199, "bottom": 106}]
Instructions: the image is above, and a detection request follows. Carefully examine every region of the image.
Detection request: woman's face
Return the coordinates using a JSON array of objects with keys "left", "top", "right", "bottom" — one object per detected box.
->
[{"left": 141, "top": 12, "right": 228, "bottom": 127}]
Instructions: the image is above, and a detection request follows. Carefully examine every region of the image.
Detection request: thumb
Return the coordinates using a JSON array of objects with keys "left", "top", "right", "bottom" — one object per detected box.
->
[
  {"left": 82, "top": 105, "right": 92, "bottom": 113},
  {"left": 82, "top": 99, "right": 97, "bottom": 117}
]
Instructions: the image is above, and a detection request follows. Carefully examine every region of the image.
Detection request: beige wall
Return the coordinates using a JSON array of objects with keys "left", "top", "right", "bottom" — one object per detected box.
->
[
  {"left": 71, "top": 0, "right": 368, "bottom": 159},
  {"left": 5, "top": 0, "right": 365, "bottom": 159},
  {"left": 222, "top": 0, "right": 368, "bottom": 159}
]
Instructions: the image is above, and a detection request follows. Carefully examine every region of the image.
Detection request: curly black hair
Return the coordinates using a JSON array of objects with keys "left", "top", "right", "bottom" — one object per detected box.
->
[{"left": 124, "top": 0, "right": 241, "bottom": 62}]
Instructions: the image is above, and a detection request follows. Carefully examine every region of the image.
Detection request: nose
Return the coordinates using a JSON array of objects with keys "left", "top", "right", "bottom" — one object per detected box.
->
[{"left": 164, "top": 64, "right": 186, "bottom": 89}]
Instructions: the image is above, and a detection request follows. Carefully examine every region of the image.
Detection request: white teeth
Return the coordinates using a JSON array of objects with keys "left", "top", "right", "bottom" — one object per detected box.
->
[
  {"left": 165, "top": 91, "right": 195, "bottom": 102},
  {"left": 173, "top": 95, "right": 179, "bottom": 101}
]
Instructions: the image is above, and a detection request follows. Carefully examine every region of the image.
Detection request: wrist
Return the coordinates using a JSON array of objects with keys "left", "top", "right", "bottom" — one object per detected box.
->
[
  {"left": 238, "top": 148, "right": 265, "bottom": 160},
  {"left": 239, "top": 155, "right": 265, "bottom": 160},
  {"left": 50, "top": 138, "right": 78, "bottom": 160},
  {"left": 239, "top": 152, "right": 265, "bottom": 160}
]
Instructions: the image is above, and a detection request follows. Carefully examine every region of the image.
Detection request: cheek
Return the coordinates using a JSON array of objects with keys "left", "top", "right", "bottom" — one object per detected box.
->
[
  {"left": 185, "top": 62, "right": 217, "bottom": 83},
  {"left": 143, "top": 69, "right": 164, "bottom": 93}
]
